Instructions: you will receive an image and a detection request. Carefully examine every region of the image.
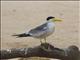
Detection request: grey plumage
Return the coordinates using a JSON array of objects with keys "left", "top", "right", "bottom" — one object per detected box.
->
[
  {"left": 28, "top": 23, "right": 48, "bottom": 38},
  {"left": 13, "top": 22, "right": 55, "bottom": 39}
]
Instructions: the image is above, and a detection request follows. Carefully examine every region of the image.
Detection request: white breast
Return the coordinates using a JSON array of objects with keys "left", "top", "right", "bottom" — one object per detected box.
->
[
  {"left": 46, "top": 22, "right": 55, "bottom": 36},
  {"left": 47, "top": 22, "right": 55, "bottom": 31}
]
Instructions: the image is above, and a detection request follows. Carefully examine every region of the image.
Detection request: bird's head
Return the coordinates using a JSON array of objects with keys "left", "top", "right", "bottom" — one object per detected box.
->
[{"left": 46, "top": 16, "right": 62, "bottom": 22}]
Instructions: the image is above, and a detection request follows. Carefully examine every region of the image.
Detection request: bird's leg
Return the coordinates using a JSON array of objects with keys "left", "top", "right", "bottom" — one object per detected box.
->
[
  {"left": 44, "top": 38, "right": 47, "bottom": 43},
  {"left": 40, "top": 39, "right": 43, "bottom": 44},
  {"left": 43, "top": 37, "right": 52, "bottom": 51}
]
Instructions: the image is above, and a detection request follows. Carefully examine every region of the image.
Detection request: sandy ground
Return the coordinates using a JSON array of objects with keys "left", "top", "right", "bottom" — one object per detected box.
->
[{"left": 1, "top": 1, "right": 79, "bottom": 60}]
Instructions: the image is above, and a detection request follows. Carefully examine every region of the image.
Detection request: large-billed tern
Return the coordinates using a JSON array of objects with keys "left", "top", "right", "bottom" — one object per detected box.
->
[{"left": 13, "top": 16, "right": 62, "bottom": 44}]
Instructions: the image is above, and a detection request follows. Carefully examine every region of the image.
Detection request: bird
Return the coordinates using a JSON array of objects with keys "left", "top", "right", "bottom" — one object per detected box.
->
[{"left": 12, "top": 16, "right": 62, "bottom": 44}]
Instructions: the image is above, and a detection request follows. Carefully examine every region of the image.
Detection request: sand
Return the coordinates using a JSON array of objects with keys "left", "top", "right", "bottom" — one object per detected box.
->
[{"left": 1, "top": 1, "right": 79, "bottom": 60}]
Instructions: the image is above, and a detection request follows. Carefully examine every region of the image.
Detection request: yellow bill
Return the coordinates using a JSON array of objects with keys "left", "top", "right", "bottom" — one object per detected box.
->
[{"left": 53, "top": 18, "right": 62, "bottom": 22}]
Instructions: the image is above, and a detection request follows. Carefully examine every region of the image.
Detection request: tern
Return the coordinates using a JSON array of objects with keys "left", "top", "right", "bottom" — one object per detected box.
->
[{"left": 13, "top": 16, "right": 62, "bottom": 44}]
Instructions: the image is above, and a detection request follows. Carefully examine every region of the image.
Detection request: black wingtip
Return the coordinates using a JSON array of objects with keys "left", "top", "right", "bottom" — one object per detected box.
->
[
  {"left": 12, "top": 33, "right": 31, "bottom": 37},
  {"left": 12, "top": 34, "right": 21, "bottom": 38}
]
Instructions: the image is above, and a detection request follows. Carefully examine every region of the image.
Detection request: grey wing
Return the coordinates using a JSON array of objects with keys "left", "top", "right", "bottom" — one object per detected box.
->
[{"left": 28, "top": 23, "right": 48, "bottom": 36}]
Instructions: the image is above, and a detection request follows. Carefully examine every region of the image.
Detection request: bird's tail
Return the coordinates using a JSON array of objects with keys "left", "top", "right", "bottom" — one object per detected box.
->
[{"left": 12, "top": 33, "right": 31, "bottom": 37}]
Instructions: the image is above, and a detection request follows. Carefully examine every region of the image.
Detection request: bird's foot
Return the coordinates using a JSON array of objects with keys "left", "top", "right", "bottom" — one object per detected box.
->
[{"left": 40, "top": 43, "right": 54, "bottom": 52}]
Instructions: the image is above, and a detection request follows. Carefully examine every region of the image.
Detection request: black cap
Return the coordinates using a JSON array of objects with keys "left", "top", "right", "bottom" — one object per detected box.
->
[{"left": 47, "top": 16, "right": 55, "bottom": 21}]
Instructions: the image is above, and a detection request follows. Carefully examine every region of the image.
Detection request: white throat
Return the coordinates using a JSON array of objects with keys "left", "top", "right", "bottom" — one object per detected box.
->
[{"left": 47, "top": 21, "right": 55, "bottom": 29}]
